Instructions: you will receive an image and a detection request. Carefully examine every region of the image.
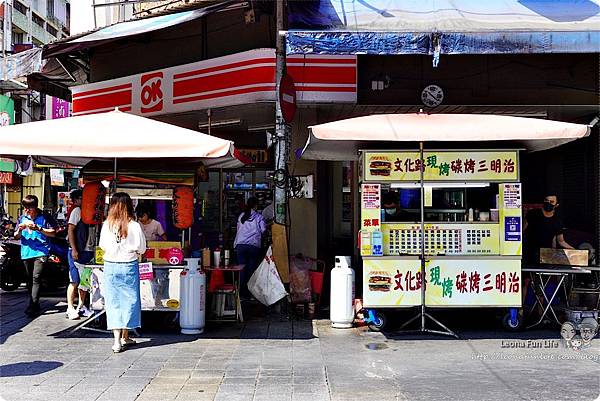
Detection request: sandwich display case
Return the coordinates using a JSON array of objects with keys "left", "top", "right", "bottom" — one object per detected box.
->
[{"left": 359, "top": 149, "right": 523, "bottom": 330}]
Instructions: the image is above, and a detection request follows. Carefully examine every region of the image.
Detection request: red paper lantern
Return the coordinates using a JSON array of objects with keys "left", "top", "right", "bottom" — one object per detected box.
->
[
  {"left": 173, "top": 186, "right": 194, "bottom": 229},
  {"left": 81, "top": 182, "right": 106, "bottom": 224}
]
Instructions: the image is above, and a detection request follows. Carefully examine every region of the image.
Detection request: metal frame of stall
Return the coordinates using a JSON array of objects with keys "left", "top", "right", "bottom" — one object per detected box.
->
[
  {"left": 70, "top": 163, "right": 195, "bottom": 334},
  {"left": 359, "top": 146, "right": 523, "bottom": 336}
]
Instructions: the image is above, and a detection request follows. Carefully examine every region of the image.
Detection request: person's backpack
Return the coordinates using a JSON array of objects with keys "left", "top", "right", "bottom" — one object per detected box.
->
[{"left": 75, "top": 220, "right": 89, "bottom": 252}]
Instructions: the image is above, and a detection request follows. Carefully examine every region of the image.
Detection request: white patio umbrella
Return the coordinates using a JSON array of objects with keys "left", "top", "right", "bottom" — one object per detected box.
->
[
  {"left": 302, "top": 113, "right": 591, "bottom": 160},
  {"left": 0, "top": 109, "right": 248, "bottom": 168}
]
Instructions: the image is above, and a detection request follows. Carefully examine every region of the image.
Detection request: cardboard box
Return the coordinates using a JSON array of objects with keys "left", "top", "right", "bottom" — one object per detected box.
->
[
  {"left": 144, "top": 241, "right": 182, "bottom": 265},
  {"left": 96, "top": 242, "right": 183, "bottom": 265},
  {"left": 540, "top": 248, "right": 589, "bottom": 267}
]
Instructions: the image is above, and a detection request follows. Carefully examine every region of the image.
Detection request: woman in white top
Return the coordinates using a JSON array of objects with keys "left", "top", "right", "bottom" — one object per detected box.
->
[
  {"left": 136, "top": 205, "right": 167, "bottom": 241},
  {"left": 99, "top": 192, "right": 146, "bottom": 353}
]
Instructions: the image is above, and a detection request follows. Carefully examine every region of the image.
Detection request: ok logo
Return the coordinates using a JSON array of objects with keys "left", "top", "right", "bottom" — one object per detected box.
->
[{"left": 140, "top": 72, "right": 164, "bottom": 113}]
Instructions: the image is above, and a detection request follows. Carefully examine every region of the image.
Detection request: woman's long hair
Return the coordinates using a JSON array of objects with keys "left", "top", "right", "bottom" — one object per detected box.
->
[
  {"left": 106, "top": 192, "right": 134, "bottom": 239},
  {"left": 241, "top": 197, "right": 258, "bottom": 224}
]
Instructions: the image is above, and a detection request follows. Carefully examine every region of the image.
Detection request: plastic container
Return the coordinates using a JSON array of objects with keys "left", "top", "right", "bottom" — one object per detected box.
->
[
  {"left": 490, "top": 209, "right": 499, "bottom": 222},
  {"left": 330, "top": 256, "right": 355, "bottom": 328},
  {"left": 179, "top": 258, "right": 206, "bottom": 334},
  {"left": 202, "top": 248, "right": 211, "bottom": 267}
]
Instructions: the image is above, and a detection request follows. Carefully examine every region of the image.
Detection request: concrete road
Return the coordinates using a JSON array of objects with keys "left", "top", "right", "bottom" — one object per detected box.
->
[{"left": 1, "top": 288, "right": 598, "bottom": 401}]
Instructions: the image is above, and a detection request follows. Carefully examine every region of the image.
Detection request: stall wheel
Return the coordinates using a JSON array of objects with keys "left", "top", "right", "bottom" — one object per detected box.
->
[
  {"left": 367, "top": 310, "right": 388, "bottom": 332},
  {"left": 502, "top": 309, "right": 523, "bottom": 332}
]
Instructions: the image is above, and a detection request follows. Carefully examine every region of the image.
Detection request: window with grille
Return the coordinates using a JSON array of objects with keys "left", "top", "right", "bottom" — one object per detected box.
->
[
  {"left": 46, "top": 24, "right": 57, "bottom": 36},
  {"left": 47, "top": 0, "right": 55, "bottom": 18},
  {"left": 32, "top": 13, "right": 45, "bottom": 28},
  {"left": 14, "top": 1, "right": 28, "bottom": 15},
  {"left": 12, "top": 31, "right": 24, "bottom": 44}
]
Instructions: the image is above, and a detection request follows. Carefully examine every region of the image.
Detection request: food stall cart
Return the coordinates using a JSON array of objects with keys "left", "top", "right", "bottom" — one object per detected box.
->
[
  {"left": 0, "top": 109, "right": 249, "bottom": 330},
  {"left": 87, "top": 184, "right": 190, "bottom": 313},
  {"left": 360, "top": 148, "right": 523, "bottom": 333},
  {"left": 300, "top": 113, "right": 591, "bottom": 335}
]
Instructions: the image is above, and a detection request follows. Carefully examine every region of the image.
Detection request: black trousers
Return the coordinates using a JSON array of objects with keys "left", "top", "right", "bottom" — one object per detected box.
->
[{"left": 23, "top": 256, "right": 46, "bottom": 306}]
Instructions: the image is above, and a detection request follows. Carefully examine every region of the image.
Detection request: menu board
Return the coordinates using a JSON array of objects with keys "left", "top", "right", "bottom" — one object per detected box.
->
[
  {"left": 362, "top": 184, "right": 380, "bottom": 209},
  {"left": 363, "top": 258, "right": 521, "bottom": 307},
  {"left": 363, "top": 151, "right": 519, "bottom": 182}
]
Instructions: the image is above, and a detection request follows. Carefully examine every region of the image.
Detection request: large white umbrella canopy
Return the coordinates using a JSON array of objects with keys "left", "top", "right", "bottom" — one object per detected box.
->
[
  {"left": 301, "top": 113, "right": 591, "bottom": 160},
  {"left": 0, "top": 109, "right": 247, "bottom": 168}
]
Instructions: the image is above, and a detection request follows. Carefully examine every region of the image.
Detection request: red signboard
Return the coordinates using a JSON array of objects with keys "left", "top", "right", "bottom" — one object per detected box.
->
[
  {"left": 71, "top": 50, "right": 357, "bottom": 117},
  {"left": 0, "top": 172, "right": 13, "bottom": 184},
  {"left": 140, "top": 72, "right": 164, "bottom": 113},
  {"left": 279, "top": 73, "right": 296, "bottom": 123}
]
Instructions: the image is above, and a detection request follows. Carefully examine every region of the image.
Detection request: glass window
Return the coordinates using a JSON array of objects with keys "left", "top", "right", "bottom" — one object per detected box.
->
[{"left": 196, "top": 171, "right": 220, "bottom": 232}]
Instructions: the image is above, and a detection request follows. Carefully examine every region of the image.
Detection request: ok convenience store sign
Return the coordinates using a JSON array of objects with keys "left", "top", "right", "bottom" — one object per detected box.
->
[{"left": 71, "top": 49, "right": 356, "bottom": 117}]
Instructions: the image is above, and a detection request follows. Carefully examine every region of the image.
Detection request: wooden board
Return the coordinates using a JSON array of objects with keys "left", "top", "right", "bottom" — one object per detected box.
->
[
  {"left": 272, "top": 223, "right": 290, "bottom": 283},
  {"left": 540, "top": 248, "right": 589, "bottom": 267}
]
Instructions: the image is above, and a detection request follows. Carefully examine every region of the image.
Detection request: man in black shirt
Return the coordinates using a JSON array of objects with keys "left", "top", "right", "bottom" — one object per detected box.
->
[
  {"left": 524, "top": 194, "right": 574, "bottom": 262},
  {"left": 382, "top": 191, "right": 416, "bottom": 222}
]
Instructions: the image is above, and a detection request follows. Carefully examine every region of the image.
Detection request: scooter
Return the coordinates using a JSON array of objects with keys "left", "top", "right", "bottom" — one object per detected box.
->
[{"left": 0, "top": 225, "right": 70, "bottom": 292}]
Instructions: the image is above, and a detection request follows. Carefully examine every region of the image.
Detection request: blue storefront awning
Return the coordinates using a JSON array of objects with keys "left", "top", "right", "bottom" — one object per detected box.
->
[{"left": 287, "top": 0, "right": 600, "bottom": 55}]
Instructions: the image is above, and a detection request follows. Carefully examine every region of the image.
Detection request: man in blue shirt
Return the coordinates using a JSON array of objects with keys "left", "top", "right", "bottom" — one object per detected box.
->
[{"left": 14, "top": 195, "right": 56, "bottom": 317}]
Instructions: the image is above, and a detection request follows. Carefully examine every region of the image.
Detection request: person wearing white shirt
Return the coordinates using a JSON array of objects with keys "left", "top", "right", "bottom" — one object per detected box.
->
[
  {"left": 136, "top": 205, "right": 167, "bottom": 241},
  {"left": 66, "top": 189, "right": 95, "bottom": 320},
  {"left": 99, "top": 193, "right": 146, "bottom": 353}
]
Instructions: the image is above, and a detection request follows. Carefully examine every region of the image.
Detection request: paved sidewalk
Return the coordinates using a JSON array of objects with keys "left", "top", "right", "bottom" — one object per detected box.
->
[{"left": 1, "top": 289, "right": 599, "bottom": 401}]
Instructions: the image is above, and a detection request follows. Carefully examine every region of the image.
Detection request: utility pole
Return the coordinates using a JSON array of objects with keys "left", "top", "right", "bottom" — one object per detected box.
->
[{"left": 274, "top": 0, "right": 288, "bottom": 224}]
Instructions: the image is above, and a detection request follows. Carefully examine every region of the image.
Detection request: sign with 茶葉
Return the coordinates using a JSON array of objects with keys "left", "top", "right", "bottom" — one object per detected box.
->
[
  {"left": 363, "top": 258, "right": 521, "bottom": 307},
  {"left": 363, "top": 151, "right": 519, "bottom": 182}
]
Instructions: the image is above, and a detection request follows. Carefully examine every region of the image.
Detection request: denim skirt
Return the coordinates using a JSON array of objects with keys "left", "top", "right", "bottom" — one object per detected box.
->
[{"left": 103, "top": 260, "right": 141, "bottom": 330}]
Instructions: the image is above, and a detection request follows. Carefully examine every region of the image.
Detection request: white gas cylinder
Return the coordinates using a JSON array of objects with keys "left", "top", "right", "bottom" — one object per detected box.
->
[
  {"left": 179, "top": 258, "right": 206, "bottom": 334},
  {"left": 330, "top": 256, "right": 355, "bottom": 328}
]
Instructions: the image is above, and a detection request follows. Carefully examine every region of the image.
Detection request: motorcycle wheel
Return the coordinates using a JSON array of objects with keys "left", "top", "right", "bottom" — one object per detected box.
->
[{"left": 0, "top": 268, "right": 20, "bottom": 291}]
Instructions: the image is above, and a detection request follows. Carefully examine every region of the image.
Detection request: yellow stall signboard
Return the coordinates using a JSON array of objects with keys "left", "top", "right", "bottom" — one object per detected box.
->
[
  {"left": 363, "top": 258, "right": 521, "bottom": 307},
  {"left": 363, "top": 151, "right": 518, "bottom": 182}
]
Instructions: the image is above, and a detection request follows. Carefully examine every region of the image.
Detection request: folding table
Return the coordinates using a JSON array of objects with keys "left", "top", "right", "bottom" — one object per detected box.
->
[{"left": 522, "top": 265, "right": 591, "bottom": 329}]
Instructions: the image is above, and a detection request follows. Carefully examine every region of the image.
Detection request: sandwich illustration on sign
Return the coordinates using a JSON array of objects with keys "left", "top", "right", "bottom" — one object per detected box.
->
[
  {"left": 368, "top": 271, "right": 392, "bottom": 292},
  {"left": 369, "top": 156, "right": 392, "bottom": 177}
]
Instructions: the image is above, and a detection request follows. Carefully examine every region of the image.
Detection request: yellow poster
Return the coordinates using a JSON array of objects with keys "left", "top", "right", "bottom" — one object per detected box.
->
[
  {"left": 363, "top": 258, "right": 422, "bottom": 307},
  {"left": 363, "top": 258, "right": 521, "bottom": 307},
  {"left": 363, "top": 151, "right": 519, "bottom": 182}
]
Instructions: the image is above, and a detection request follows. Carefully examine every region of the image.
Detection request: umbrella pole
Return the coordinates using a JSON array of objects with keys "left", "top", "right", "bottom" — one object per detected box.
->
[
  {"left": 111, "top": 157, "right": 118, "bottom": 195},
  {"left": 397, "top": 141, "right": 458, "bottom": 338}
]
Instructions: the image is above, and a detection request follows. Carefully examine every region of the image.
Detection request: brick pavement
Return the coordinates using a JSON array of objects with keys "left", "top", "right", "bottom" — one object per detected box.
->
[{"left": 1, "top": 288, "right": 599, "bottom": 401}]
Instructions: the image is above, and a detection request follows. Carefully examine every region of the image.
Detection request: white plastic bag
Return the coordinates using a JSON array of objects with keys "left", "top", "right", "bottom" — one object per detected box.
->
[{"left": 248, "top": 246, "right": 287, "bottom": 306}]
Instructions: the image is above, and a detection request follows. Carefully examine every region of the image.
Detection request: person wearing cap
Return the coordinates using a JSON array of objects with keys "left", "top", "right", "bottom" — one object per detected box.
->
[
  {"left": 66, "top": 189, "right": 96, "bottom": 320},
  {"left": 14, "top": 195, "right": 56, "bottom": 317}
]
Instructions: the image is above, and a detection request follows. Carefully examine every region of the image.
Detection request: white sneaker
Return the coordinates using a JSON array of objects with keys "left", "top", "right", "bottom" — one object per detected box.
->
[
  {"left": 67, "top": 307, "right": 80, "bottom": 320},
  {"left": 78, "top": 306, "right": 93, "bottom": 317}
]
